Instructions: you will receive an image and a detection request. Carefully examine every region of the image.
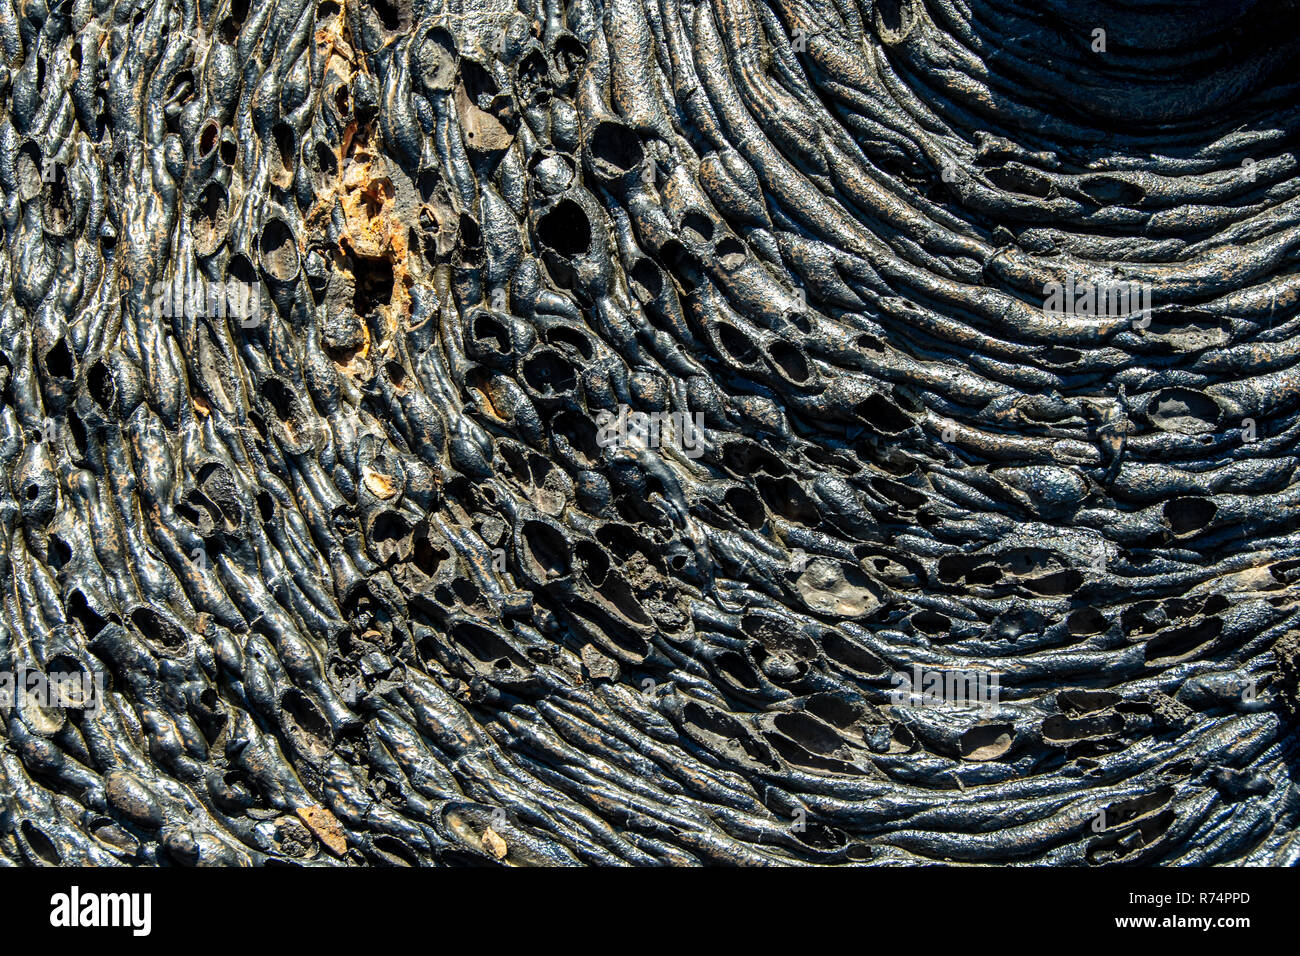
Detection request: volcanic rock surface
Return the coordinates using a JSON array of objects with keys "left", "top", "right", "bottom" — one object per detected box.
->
[{"left": 2, "top": 0, "right": 1300, "bottom": 865}]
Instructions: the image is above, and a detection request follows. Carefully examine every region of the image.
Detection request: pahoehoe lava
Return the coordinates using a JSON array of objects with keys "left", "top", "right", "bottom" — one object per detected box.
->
[{"left": 2, "top": 0, "right": 1300, "bottom": 866}]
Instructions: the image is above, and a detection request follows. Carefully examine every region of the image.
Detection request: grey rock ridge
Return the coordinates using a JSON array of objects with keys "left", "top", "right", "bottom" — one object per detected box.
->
[{"left": 1, "top": 0, "right": 1298, "bottom": 866}]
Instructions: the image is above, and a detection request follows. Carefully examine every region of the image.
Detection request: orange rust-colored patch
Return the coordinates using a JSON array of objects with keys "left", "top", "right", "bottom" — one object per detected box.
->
[
  {"left": 482, "top": 827, "right": 508, "bottom": 860},
  {"left": 362, "top": 466, "right": 398, "bottom": 499},
  {"left": 314, "top": 3, "right": 355, "bottom": 76},
  {"left": 295, "top": 804, "right": 348, "bottom": 857},
  {"left": 304, "top": 8, "right": 412, "bottom": 377},
  {"left": 305, "top": 137, "right": 413, "bottom": 374}
]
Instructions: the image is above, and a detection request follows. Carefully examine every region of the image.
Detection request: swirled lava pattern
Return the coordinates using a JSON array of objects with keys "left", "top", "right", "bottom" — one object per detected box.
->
[{"left": 2, "top": 0, "right": 1300, "bottom": 865}]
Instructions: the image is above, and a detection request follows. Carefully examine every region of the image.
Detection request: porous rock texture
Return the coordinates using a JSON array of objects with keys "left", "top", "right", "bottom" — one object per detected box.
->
[{"left": 2, "top": 0, "right": 1300, "bottom": 865}]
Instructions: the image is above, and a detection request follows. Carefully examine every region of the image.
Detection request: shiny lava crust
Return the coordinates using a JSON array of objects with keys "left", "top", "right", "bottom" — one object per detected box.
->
[{"left": 2, "top": 0, "right": 1300, "bottom": 866}]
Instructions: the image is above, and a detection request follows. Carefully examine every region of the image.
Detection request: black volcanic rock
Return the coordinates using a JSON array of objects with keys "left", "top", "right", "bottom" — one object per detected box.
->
[{"left": 1, "top": 0, "right": 1299, "bottom": 866}]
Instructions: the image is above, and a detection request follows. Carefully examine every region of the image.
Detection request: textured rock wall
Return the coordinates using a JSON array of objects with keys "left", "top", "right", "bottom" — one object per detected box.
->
[{"left": 1, "top": 0, "right": 1299, "bottom": 865}]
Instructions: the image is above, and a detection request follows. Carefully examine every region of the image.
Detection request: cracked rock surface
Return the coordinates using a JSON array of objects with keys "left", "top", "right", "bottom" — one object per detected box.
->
[{"left": 2, "top": 0, "right": 1300, "bottom": 865}]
